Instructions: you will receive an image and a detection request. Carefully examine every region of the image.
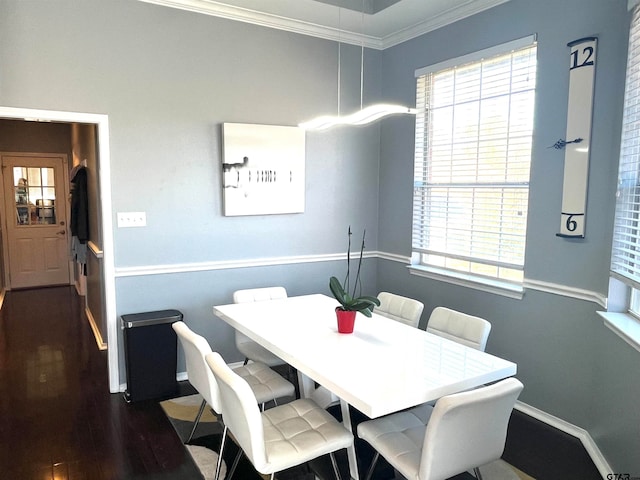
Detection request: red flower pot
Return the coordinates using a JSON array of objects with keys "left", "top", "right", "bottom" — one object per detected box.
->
[{"left": 335, "top": 308, "right": 356, "bottom": 334}]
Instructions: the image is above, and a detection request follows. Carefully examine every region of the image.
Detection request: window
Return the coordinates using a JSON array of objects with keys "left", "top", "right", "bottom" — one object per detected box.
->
[
  {"left": 13, "top": 166, "right": 57, "bottom": 226},
  {"left": 600, "top": 5, "right": 640, "bottom": 354},
  {"left": 611, "top": 7, "right": 640, "bottom": 294},
  {"left": 610, "top": 6, "right": 640, "bottom": 323},
  {"left": 411, "top": 37, "right": 537, "bottom": 291}
]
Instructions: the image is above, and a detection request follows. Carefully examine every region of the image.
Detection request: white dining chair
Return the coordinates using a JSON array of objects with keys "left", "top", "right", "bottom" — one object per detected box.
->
[
  {"left": 426, "top": 306, "right": 492, "bottom": 351},
  {"left": 357, "top": 377, "right": 524, "bottom": 480},
  {"left": 172, "top": 321, "right": 295, "bottom": 480},
  {"left": 233, "top": 287, "right": 288, "bottom": 366},
  {"left": 375, "top": 292, "right": 425, "bottom": 328},
  {"left": 205, "top": 351, "right": 354, "bottom": 480}
]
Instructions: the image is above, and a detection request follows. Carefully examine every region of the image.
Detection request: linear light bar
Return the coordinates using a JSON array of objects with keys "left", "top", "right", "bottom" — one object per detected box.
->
[{"left": 299, "top": 104, "right": 417, "bottom": 130}]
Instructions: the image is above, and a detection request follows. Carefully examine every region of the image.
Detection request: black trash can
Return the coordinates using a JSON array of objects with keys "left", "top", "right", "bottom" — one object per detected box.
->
[{"left": 121, "top": 309, "right": 182, "bottom": 402}]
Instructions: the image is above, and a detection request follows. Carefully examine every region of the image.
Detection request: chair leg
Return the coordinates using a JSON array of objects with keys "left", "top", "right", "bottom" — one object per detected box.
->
[
  {"left": 329, "top": 451, "right": 342, "bottom": 480},
  {"left": 214, "top": 425, "right": 228, "bottom": 480},
  {"left": 473, "top": 467, "right": 484, "bottom": 480},
  {"left": 363, "top": 452, "right": 380, "bottom": 480},
  {"left": 227, "top": 447, "right": 243, "bottom": 479},
  {"left": 186, "top": 399, "right": 207, "bottom": 444},
  {"left": 263, "top": 398, "right": 279, "bottom": 411}
]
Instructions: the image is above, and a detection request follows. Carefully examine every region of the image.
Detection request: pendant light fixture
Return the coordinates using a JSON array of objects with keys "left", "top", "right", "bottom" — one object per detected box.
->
[
  {"left": 299, "top": 2, "right": 417, "bottom": 131},
  {"left": 299, "top": 103, "right": 417, "bottom": 130}
]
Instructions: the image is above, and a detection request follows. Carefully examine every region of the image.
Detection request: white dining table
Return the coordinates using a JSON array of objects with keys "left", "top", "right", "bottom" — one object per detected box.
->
[{"left": 213, "top": 294, "right": 517, "bottom": 479}]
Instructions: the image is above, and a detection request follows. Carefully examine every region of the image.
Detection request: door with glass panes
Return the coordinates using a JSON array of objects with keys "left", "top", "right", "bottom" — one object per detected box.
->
[{"left": 2, "top": 154, "right": 70, "bottom": 288}]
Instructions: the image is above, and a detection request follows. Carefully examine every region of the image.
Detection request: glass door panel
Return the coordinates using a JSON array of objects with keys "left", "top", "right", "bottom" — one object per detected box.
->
[{"left": 13, "top": 166, "right": 57, "bottom": 225}]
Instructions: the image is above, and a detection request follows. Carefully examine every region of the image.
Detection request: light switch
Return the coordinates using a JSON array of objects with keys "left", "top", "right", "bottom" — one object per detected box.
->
[{"left": 117, "top": 212, "right": 146, "bottom": 228}]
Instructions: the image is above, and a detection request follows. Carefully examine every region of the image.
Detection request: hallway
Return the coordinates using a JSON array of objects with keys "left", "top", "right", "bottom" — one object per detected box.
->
[{"left": 0, "top": 286, "right": 200, "bottom": 479}]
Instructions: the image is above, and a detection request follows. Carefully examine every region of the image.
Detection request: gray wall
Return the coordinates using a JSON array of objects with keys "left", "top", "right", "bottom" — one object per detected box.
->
[
  {"left": 1, "top": 0, "right": 638, "bottom": 474},
  {"left": 0, "top": 1, "right": 380, "bottom": 372},
  {"left": 377, "top": 0, "right": 637, "bottom": 473}
]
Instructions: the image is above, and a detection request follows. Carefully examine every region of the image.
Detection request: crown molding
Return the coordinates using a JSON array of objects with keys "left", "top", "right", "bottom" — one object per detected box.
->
[
  {"left": 381, "top": 0, "right": 509, "bottom": 49},
  {"left": 138, "top": 0, "right": 509, "bottom": 50},
  {"left": 138, "top": 0, "right": 382, "bottom": 48}
]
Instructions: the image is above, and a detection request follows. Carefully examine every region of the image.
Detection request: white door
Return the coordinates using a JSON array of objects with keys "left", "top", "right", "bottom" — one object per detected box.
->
[{"left": 2, "top": 154, "right": 71, "bottom": 289}]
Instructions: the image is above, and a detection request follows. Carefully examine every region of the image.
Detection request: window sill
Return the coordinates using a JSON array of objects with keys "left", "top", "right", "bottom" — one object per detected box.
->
[
  {"left": 407, "top": 264, "right": 524, "bottom": 300},
  {"left": 597, "top": 311, "right": 640, "bottom": 353}
]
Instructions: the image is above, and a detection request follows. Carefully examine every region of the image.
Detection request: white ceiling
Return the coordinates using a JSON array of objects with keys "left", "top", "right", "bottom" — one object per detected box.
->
[{"left": 139, "top": 0, "right": 510, "bottom": 49}]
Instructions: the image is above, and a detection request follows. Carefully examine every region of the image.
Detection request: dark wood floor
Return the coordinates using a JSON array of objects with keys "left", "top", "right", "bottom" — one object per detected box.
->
[
  {"left": 0, "top": 286, "right": 202, "bottom": 480},
  {"left": 0, "top": 286, "right": 603, "bottom": 480}
]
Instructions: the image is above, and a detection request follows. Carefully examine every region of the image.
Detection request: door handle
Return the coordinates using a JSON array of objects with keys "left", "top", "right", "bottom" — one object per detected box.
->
[{"left": 56, "top": 230, "right": 66, "bottom": 235}]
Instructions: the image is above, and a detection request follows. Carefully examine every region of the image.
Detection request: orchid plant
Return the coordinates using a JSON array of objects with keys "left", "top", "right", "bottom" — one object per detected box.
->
[{"left": 329, "top": 226, "right": 380, "bottom": 317}]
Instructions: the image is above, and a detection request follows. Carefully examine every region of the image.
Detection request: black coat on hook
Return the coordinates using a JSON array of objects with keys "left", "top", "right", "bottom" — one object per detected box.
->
[{"left": 70, "top": 166, "right": 89, "bottom": 243}]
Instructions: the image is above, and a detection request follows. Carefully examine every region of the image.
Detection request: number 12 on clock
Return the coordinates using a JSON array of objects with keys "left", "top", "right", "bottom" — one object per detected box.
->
[{"left": 558, "top": 36, "right": 597, "bottom": 238}]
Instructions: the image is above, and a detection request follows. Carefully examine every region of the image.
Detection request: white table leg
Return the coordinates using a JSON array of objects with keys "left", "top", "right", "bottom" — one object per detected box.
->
[
  {"left": 297, "top": 369, "right": 316, "bottom": 398},
  {"left": 340, "top": 398, "right": 360, "bottom": 480},
  {"left": 296, "top": 371, "right": 359, "bottom": 479},
  {"left": 297, "top": 371, "right": 340, "bottom": 409}
]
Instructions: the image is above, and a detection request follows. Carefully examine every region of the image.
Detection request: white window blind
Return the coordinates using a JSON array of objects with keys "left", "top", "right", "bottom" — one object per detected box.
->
[
  {"left": 611, "top": 6, "right": 640, "bottom": 289},
  {"left": 412, "top": 40, "right": 537, "bottom": 284}
]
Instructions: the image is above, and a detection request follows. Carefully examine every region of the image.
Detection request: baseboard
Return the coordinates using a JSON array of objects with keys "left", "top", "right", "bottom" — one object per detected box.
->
[
  {"left": 515, "top": 401, "right": 611, "bottom": 478},
  {"left": 85, "top": 306, "right": 107, "bottom": 351}
]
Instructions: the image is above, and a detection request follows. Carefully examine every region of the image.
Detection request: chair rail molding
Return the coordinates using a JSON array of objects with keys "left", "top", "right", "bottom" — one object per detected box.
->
[
  {"left": 523, "top": 278, "right": 606, "bottom": 308},
  {"left": 88, "top": 241, "right": 104, "bottom": 258},
  {"left": 114, "top": 251, "right": 378, "bottom": 277},
  {"left": 114, "top": 251, "right": 607, "bottom": 307}
]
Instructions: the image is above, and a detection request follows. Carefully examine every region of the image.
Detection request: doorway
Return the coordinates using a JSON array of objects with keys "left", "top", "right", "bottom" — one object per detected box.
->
[
  {"left": 0, "top": 107, "right": 118, "bottom": 393},
  {"left": 1, "top": 153, "right": 71, "bottom": 289}
]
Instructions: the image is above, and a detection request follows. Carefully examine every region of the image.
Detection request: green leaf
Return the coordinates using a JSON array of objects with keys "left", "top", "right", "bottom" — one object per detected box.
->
[
  {"left": 329, "top": 276, "right": 347, "bottom": 306},
  {"left": 349, "top": 299, "right": 377, "bottom": 312},
  {"left": 329, "top": 276, "right": 344, "bottom": 293},
  {"left": 358, "top": 295, "right": 381, "bottom": 306}
]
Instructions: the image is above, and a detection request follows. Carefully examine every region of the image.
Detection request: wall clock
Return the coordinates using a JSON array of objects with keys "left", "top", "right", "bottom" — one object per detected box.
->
[{"left": 557, "top": 36, "right": 597, "bottom": 238}]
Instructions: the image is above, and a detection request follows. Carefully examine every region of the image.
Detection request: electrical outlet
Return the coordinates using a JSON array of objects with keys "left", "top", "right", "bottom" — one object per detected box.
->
[{"left": 117, "top": 212, "right": 146, "bottom": 228}]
